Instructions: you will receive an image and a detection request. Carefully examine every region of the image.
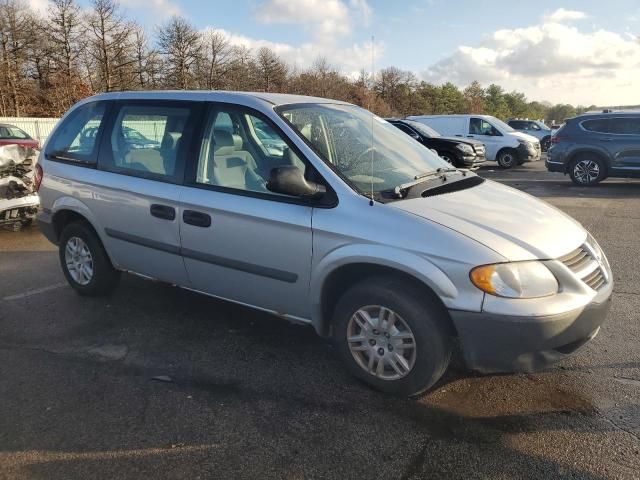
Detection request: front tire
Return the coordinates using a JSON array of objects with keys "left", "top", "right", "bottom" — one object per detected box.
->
[
  {"left": 59, "top": 222, "right": 120, "bottom": 296},
  {"left": 496, "top": 148, "right": 518, "bottom": 169},
  {"left": 333, "top": 277, "right": 452, "bottom": 396},
  {"left": 569, "top": 156, "right": 606, "bottom": 186},
  {"left": 438, "top": 151, "right": 456, "bottom": 166}
]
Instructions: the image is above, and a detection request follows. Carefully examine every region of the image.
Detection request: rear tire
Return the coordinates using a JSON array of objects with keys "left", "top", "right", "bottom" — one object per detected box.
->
[
  {"left": 569, "top": 156, "right": 606, "bottom": 186},
  {"left": 496, "top": 148, "right": 518, "bottom": 169},
  {"left": 332, "top": 276, "right": 452, "bottom": 396},
  {"left": 59, "top": 222, "right": 120, "bottom": 296}
]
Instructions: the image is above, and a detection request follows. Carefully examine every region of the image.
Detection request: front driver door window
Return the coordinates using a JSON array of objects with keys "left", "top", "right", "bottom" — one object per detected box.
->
[{"left": 181, "top": 104, "right": 315, "bottom": 319}]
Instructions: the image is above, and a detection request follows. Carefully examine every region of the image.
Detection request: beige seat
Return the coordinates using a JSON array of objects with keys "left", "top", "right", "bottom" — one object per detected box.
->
[{"left": 207, "top": 130, "right": 265, "bottom": 191}]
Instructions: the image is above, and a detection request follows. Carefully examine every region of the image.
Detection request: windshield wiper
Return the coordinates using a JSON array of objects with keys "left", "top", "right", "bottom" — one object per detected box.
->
[{"left": 393, "top": 168, "right": 457, "bottom": 198}]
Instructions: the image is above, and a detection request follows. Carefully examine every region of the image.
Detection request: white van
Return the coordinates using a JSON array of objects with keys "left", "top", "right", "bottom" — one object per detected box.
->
[{"left": 407, "top": 115, "right": 541, "bottom": 168}]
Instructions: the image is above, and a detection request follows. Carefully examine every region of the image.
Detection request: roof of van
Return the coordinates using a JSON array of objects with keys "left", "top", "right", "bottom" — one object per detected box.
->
[
  {"left": 407, "top": 114, "right": 494, "bottom": 119},
  {"left": 84, "top": 90, "right": 351, "bottom": 108}
]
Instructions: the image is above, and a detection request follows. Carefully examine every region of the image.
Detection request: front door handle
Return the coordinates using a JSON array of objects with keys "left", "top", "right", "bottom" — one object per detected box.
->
[
  {"left": 600, "top": 138, "right": 613, "bottom": 142},
  {"left": 183, "top": 210, "right": 211, "bottom": 228},
  {"left": 150, "top": 204, "right": 176, "bottom": 221}
]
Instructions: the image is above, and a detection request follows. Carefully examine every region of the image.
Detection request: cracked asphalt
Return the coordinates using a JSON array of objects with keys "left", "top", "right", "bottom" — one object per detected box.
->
[{"left": 1, "top": 160, "right": 639, "bottom": 479}]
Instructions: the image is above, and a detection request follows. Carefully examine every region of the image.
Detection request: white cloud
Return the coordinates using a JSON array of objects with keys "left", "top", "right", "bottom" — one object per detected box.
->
[
  {"left": 422, "top": 15, "right": 640, "bottom": 105},
  {"left": 254, "top": 0, "right": 371, "bottom": 40},
  {"left": 120, "top": 0, "right": 181, "bottom": 20},
  {"left": 544, "top": 8, "right": 587, "bottom": 23},
  {"left": 207, "top": 27, "right": 383, "bottom": 74},
  {"left": 27, "top": 0, "right": 48, "bottom": 14}
]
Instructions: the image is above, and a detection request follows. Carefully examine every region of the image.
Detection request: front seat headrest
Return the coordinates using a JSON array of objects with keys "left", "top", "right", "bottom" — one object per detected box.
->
[
  {"left": 213, "top": 130, "right": 235, "bottom": 155},
  {"left": 161, "top": 131, "right": 182, "bottom": 150}
]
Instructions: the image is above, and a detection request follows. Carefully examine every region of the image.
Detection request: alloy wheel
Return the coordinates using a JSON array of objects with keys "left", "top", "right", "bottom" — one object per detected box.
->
[
  {"left": 573, "top": 159, "right": 600, "bottom": 184},
  {"left": 347, "top": 305, "right": 417, "bottom": 380},
  {"left": 64, "top": 236, "right": 94, "bottom": 285}
]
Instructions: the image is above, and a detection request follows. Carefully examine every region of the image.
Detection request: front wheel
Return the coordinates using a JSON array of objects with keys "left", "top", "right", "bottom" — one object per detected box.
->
[
  {"left": 438, "top": 151, "right": 456, "bottom": 166},
  {"left": 333, "top": 277, "right": 452, "bottom": 396},
  {"left": 59, "top": 222, "right": 120, "bottom": 296},
  {"left": 569, "top": 156, "right": 606, "bottom": 186},
  {"left": 496, "top": 149, "right": 518, "bottom": 169}
]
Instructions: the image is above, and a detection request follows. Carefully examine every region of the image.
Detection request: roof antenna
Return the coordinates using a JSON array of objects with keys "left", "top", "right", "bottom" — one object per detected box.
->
[{"left": 368, "top": 35, "right": 375, "bottom": 207}]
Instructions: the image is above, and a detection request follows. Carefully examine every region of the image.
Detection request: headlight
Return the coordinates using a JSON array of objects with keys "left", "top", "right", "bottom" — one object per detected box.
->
[
  {"left": 470, "top": 261, "right": 558, "bottom": 298},
  {"left": 455, "top": 143, "right": 474, "bottom": 154}
]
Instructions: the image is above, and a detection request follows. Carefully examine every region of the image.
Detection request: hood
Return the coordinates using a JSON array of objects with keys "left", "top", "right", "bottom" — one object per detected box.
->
[
  {"left": 510, "top": 131, "right": 539, "bottom": 143},
  {"left": 390, "top": 179, "right": 586, "bottom": 261},
  {"left": 436, "top": 136, "right": 484, "bottom": 146}
]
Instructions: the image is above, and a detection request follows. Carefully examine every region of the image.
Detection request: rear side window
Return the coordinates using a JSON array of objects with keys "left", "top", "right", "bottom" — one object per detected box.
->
[
  {"left": 0, "top": 125, "right": 30, "bottom": 139},
  {"left": 101, "top": 103, "right": 193, "bottom": 181},
  {"left": 46, "top": 102, "right": 106, "bottom": 163},
  {"left": 509, "top": 120, "right": 525, "bottom": 129},
  {"left": 581, "top": 119, "right": 609, "bottom": 133},
  {"left": 609, "top": 117, "right": 640, "bottom": 135}
]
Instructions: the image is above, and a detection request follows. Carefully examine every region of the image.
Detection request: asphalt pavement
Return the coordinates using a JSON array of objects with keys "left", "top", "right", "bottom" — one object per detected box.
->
[{"left": 0, "top": 160, "right": 638, "bottom": 479}]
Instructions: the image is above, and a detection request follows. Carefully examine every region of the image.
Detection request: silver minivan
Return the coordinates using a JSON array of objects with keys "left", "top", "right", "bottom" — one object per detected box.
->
[{"left": 36, "top": 91, "right": 612, "bottom": 396}]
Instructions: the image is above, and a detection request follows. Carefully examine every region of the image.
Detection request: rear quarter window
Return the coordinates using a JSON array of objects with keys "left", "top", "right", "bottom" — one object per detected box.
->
[
  {"left": 46, "top": 102, "right": 107, "bottom": 164},
  {"left": 580, "top": 119, "right": 609, "bottom": 134}
]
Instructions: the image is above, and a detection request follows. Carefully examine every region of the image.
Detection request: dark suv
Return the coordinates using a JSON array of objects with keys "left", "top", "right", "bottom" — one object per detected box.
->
[
  {"left": 546, "top": 112, "right": 640, "bottom": 185},
  {"left": 386, "top": 119, "right": 486, "bottom": 168}
]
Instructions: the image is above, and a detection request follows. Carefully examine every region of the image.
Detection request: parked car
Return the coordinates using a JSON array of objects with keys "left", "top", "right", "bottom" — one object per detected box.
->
[
  {"left": 407, "top": 114, "right": 541, "bottom": 168},
  {"left": 37, "top": 92, "right": 612, "bottom": 396},
  {"left": 507, "top": 119, "right": 552, "bottom": 151},
  {"left": 0, "top": 123, "right": 39, "bottom": 150},
  {"left": 386, "top": 118, "right": 486, "bottom": 168},
  {"left": 0, "top": 144, "right": 40, "bottom": 231},
  {"left": 546, "top": 111, "right": 640, "bottom": 185}
]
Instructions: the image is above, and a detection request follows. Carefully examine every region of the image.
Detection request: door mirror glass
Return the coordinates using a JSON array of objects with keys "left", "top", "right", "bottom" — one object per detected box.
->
[{"left": 267, "top": 165, "right": 326, "bottom": 199}]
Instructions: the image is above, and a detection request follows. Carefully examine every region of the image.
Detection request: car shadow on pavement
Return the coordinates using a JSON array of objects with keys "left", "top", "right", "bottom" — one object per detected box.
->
[{"left": 2, "top": 274, "right": 638, "bottom": 479}]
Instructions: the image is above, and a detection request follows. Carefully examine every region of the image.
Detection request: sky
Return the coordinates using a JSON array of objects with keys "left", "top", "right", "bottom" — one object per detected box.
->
[{"left": 31, "top": 0, "right": 640, "bottom": 106}]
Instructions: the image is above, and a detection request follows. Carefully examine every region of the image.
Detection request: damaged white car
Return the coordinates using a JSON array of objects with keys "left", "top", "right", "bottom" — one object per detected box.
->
[{"left": 0, "top": 144, "right": 40, "bottom": 231}]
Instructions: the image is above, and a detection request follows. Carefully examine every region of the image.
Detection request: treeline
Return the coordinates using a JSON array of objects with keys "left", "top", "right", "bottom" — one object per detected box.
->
[{"left": 1, "top": 0, "right": 595, "bottom": 121}]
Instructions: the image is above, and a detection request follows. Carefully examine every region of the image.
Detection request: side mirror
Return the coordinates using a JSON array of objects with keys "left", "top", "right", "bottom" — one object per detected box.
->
[{"left": 267, "top": 165, "right": 326, "bottom": 199}]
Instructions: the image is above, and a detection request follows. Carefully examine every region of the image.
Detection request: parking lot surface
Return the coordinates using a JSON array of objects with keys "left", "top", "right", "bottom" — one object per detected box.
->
[{"left": 1, "top": 160, "right": 639, "bottom": 479}]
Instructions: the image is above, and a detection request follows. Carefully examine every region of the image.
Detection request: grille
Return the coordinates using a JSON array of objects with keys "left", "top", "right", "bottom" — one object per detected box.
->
[{"left": 558, "top": 242, "right": 608, "bottom": 291}]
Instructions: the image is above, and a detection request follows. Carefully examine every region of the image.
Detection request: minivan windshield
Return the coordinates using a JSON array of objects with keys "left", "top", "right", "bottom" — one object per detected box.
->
[{"left": 277, "top": 104, "right": 449, "bottom": 194}]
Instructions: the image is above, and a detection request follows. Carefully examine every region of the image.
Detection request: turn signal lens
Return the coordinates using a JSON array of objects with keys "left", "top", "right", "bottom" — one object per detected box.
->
[
  {"left": 470, "top": 261, "right": 558, "bottom": 299},
  {"left": 34, "top": 164, "right": 43, "bottom": 192}
]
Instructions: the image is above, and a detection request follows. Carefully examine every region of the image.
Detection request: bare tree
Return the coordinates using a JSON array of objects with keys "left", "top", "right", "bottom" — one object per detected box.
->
[
  {"left": 156, "top": 16, "right": 201, "bottom": 89},
  {"left": 200, "top": 29, "right": 232, "bottom": 90},
  {"left": 254, "top": 47, "right": 287, "bottom": 92},
  {"left": 87, "top": 0, "right": 135, "bottom": 92},
  {"left": 47, "top": 0, "right": 87, "bottom": 111},
  {"left": 0, "top": 0, "right": 36, "bottom": 116}
]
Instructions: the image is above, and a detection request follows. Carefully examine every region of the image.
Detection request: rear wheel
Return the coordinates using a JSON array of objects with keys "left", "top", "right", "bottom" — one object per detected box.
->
[
  {"left": 333, "top": 277, "right": 452, "bottom": 396},
  {"left": 496, "top": 148, "right": 518, "bottom": 169},
  {"left": 59, "top": 222, "right": 120, "bottom": 296},
  {"left": 569, "top": 156, "right": 606, "bottom": 186}
]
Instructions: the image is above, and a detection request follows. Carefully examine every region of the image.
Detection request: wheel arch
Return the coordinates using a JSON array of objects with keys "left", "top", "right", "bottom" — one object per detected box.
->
[
  {"left": 311, "top": 249, "right": 459, "bottom": 338},
  {"left": 565, "top": 148, "right": 610, "bottom": 175}
]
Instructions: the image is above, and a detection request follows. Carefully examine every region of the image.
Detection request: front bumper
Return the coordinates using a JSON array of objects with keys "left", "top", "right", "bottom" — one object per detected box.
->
[
  {"left": 450, "top": 290, "right": 612, "bottom": 373},
  {"left": 517, "top": 143, "right": 541, "bottom": 162},
  {"left": 460, "top": 154, "right": 486, "bottom": 169}
]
